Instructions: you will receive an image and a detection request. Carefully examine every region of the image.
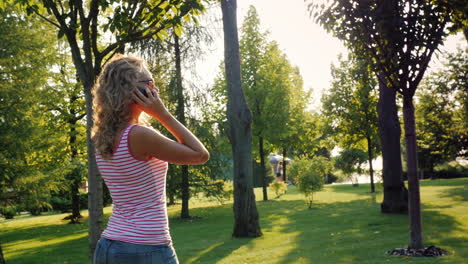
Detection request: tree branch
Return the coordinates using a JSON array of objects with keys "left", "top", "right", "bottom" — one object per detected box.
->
[
  {"left": 88, "top": 0, "right": 100, "bottom": 60},
  {"left": 31, "top": 4, "right": 60, "bottom": 28}
]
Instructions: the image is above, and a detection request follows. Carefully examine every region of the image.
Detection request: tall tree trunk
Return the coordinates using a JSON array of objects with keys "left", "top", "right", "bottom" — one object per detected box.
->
[
  {"left": 174, "top": 34, "right": 190, "bottom": 219},
  {"left": 402, "top": 95, "right": 423, "bottom": 249},
  {"left": 282, "top": 148, "right": 287, "bottom": 183},
  {"left": 259, "top": 136, "right": 268, "bottom": 201},
  {"left": 69, "top": 109, "right": 82, "bottom": 223},
  {"left": 221, "top": 0, "right": 261, "bottom": 238},
  {"left": 84, "top": 80, "right": 103, "bottom": 263},
  {"left": 0, "top": 243, "right": 5, "bottom": 264},
  {"left": 377, "top": 74, "right": 408, "bottom": 214},
  {"left": 366, "top": 136, "right": 376, "bottom": 193}
]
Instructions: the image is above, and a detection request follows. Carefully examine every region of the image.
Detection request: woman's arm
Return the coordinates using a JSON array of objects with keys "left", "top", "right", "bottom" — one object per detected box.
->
[{"left": 130, "top": 87, "right": 209, "bottom": 165}]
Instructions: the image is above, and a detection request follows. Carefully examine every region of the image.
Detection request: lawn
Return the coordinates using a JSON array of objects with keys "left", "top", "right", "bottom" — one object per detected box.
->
[{"left": 1, "top": 178, "right": 467, "bottom": 264}]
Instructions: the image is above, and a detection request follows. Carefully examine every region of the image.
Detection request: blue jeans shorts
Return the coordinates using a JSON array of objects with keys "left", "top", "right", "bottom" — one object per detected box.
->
[{"left": 93, "top": 237, "right": 179, "bottom": 264}]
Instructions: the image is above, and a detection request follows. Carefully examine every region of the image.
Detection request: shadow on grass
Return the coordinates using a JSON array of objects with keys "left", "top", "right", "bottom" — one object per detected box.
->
[
  {"left": 170, "top": 204, "right": 255, "bottom": 263},
  {"left": 2, "top": 179, "right": 466, "bottom": 264},
  {"left": 267, "top": 199, "right": 467, "bottom": 264},
  {"left": 172, "top": 191, "right": 467, "bottom": 264},
  {"left": 328, "top": 183, "right": 383, "bottom": 197},
  {"left": 2, "top": 222, "right": 89, "bottom": 264},
  {"left": 441, "top": 186, "right": 468, "bottom": 202}
]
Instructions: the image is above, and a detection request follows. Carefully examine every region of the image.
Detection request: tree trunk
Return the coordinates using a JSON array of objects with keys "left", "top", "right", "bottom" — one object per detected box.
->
[
  {"left": 366, "top": 136, "right": 376, "bottom": 193},
  {"left": 84, "top": 81, "right": 103, "bottom": 263},
  {"left": 174, "top": 34, "right": 190, "bottom": 219},
  {"left": 259, "top": 136, "right": 268, "bottom": 201},
  {"left": 402, "top": 95, "right": 423, "bottom": 249},
  {"left": 282, "top": 148, "right": 287, "bottom": 183},
  {"left": 74, "top": 71, "right": 103, "bottom": 263},
  {"left": 221, "top": 0, "right": 262, "bottom": 238},
  {"left": 0, "top": 243, "right": 5, "bottom": 264},
  {"left": 377, "top": 74, "right": 408, "bottom": 214},
  {"left": 69, "top": 117, "right": 82, "bottom": 224}
]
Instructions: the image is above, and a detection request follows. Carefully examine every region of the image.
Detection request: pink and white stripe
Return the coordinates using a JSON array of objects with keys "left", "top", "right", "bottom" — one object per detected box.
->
[{"left": 96, "top": 124, "right": 171, "bottom": 245}]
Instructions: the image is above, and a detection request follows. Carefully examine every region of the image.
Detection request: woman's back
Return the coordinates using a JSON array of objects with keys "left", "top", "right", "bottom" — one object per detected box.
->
[{"left": 96, "top": 124, "right": 171, "bottom": 245}]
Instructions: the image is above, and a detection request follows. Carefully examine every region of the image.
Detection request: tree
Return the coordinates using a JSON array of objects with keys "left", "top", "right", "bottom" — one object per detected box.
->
[
  {"left": 13, "top": 0, "right": 210, "bottom": 259},
  {"left": 289, "top": 157, "right": 331, "bottom": 209},
  {"left": 260, "top": 45, "right": 308, "bottom": 185},
  {"left": 311, "top": 0, "right": 452, "bottom": 250},
  {"left": 239, "top": 5, "right": 270, "bottom": 200},
  {"left": 130, "top": 16, "right": 220, "bottom": 218},
  {"left": 416, "top": 47, "right": 468, "bottom": 174},
  {"left": 310, "top": 1, "right": 407, "bottom": 214},
  {"left": 334, "top": 148, "right": 368, "bottom": 186},
  {"left": 321, "top": 54, "right": 380, "bottom": 192},
  {"left": 41, "top": 52, "right": 87, "bottom": 223},
  {"left": 0, "top": 4, "right": 64, "bottom": 218},
  {"left": 443, "top": 0, "right": 468, "bottom": 42},
  {"left": 0, "top": 243, "right": 4, "bottom": 264},
  {"left": 221, "top": 0, "right": 261, "bottom": 237}
]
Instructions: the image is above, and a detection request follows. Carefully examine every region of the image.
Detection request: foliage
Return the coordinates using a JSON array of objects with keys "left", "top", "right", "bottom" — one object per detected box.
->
[
  {"left": 415, "top": 47, "right": 468, "bottom": 172},
  {"left": 253, "top": 161, "right": 275, "bottom": 188},
  {"left": 321, "top": 54, "right": 380, "bottom": 190},
  {"left": 0, "top": 205, "right": 17, "bottom": 219},
  {"left": 310, "top": 0, "right": 454, "bottom": 248},
  {"left": 203, "top": 180, "right": 233, "bottom": 205},
  {"left": 431, "top": 161, "right": 468, "bottom": 179},
  {"left": 6, "top": 0, "right": 213, "bottom": 247},
  {"left": 289, "top": 157, "right": 331, "bottom": 208},
  {"left": 321, "top": 54, "right": 380, "bottom": 157},
  {"left": 310, "top": 0, "right": 451, "bottom": 95},
  {"left": 268, "top": 181, "right": 288, "bottom": 198},
  {"left": 334, "top": 148, "right": 368, "bottom": 186},
  {"left": 215, "top": 6, "right": 316, "bottom": 190},
  {"left": 0, "top": 5, "right": 67, "bottom": 218}
]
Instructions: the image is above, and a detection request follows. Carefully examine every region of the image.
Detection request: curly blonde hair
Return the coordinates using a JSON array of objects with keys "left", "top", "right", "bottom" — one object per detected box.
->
[{"left": 91, "top": 54, "right": 148, "bottom": 159}]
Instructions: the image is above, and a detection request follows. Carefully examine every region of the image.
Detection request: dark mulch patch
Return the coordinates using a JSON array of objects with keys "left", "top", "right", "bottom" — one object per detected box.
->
[{"left": 387, "top": 245, "right": 447, "bottom": 257}]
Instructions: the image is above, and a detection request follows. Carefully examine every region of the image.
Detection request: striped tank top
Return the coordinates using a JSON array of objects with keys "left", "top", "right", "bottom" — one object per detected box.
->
[{"left": 95, "top": 124, "right": 171, "bottom": 245}]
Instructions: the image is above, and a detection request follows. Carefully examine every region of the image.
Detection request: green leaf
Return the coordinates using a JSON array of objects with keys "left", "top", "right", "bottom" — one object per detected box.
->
[{"left": 173, "top": 24, "right": 182, "bottom": 37}]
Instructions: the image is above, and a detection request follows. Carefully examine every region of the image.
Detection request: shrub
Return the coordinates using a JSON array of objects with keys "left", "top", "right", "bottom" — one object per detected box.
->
[
  {"left": 289, "top": 157, "right": 332, "bottom": 209},
  {"left": 204, "top": 180, "right": 233, "bottom": 205},
  {"left": 269, "top": 181, "right": 288, "bottom": 198},
  {"left": 50, "top": 196, "right": 72, "bottom": 213},
  {"left": 0, "top": 205, "right": 17, "bottom": 219}
]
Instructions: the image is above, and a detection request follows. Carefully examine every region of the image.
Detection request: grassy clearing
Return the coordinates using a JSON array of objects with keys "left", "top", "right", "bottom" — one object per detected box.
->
[{"left": 1, "top": 178, "right": 467, "bottom": 264}]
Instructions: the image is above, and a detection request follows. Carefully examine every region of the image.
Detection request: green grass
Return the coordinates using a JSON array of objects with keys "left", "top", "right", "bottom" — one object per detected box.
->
[{"left": 1, "top": 178, "right": 467, "bottom": 264}]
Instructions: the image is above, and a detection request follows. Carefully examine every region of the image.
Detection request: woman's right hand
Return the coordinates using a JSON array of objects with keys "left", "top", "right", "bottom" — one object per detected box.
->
[
  {"left": 132, "top": 87, "right": 169, "bottom": 120},
  {"left": 130, "top": 86, "right": 209, "bottom": 165}
]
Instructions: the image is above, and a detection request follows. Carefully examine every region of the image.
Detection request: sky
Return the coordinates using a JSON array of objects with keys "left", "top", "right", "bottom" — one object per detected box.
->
[{"left": 195, "top": 0, "right": 467, "bottom": 107}]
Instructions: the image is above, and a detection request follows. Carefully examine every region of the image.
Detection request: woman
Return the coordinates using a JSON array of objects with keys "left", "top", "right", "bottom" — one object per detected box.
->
[{"left": 91, "top": 54, "right": 209, "bottom": 264}]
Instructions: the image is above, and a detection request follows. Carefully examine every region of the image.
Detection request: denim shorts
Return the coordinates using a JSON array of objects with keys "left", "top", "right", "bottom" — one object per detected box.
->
[{"left": 93, "top": 237, "right": 179, "bottom": 264}]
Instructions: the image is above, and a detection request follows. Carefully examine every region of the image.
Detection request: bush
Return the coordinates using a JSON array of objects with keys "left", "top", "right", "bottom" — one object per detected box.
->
[
  {"left": 269, "top": 181, "right": 288, "bottom": 198},
  {"left": 289, "top": 157, "right": 332, "bottom": 209},
  {"left": 432, "top": 161, "right": 468, "bottom": 179},
  {"left": 50, "top": 196, "right": 72, "bottom": 213},
  {"left": 25, "top": 202, "right": 51, "bottom": 216},
  {"left": 0, "top": 205, "right": 17, "bottom": 219},
  {"left": 403, "top": 161, "right": 468, "bottom": 180}
]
